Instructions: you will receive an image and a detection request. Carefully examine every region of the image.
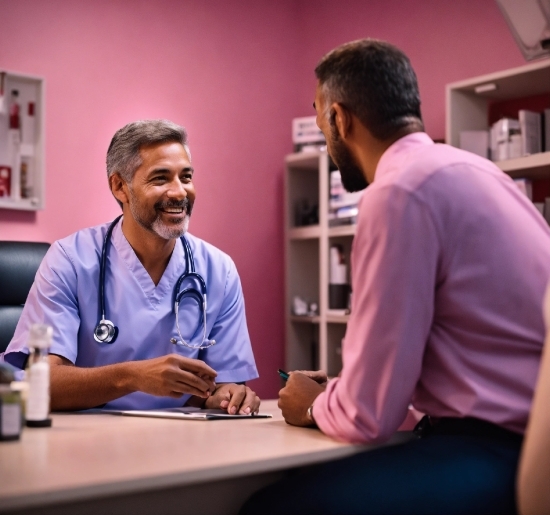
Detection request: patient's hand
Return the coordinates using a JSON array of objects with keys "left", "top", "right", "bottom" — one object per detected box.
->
[{"left": 294, "top": 369, "right": 328, "bottom": 385}]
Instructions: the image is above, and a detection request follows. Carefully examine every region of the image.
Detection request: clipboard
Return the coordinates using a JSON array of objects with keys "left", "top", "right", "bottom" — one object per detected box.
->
[{"left": 119, "top": 407, "right": 272, "bottom": 421}]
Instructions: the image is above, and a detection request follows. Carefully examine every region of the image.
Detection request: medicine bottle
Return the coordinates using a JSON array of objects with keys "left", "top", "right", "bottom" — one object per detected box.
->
[
  {"left": 25, "top": 324, "right": 53, "bottom": 428},
  {"left": 0, "top": 363, "right": 23, "bottom": 441},
  {"left": 9, "top": 90, "right": 20, "bottom": 130}
]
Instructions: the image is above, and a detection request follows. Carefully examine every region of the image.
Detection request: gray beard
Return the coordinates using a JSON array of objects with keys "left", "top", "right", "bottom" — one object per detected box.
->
[
  {"left": 128, "top": 190, "right": 191, "bottom": 240},
  {"left": 150, "top": 214, "right": 190, "bottom": 239}
]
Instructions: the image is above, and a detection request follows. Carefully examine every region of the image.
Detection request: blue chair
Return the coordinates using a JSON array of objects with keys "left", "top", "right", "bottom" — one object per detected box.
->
[{"left": 0, "top": 241, "right": 50, "bottom": 353}]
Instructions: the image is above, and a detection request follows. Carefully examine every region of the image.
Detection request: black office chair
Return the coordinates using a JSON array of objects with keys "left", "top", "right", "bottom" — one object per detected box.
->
[{"left": 0, "top": 241, "right": 50, "bottom": 353}]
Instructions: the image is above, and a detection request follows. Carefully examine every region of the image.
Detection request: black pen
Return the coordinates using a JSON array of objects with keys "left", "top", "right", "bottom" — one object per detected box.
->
[{"left": 278, "top": 368, "right": 290, "bottom": 381}]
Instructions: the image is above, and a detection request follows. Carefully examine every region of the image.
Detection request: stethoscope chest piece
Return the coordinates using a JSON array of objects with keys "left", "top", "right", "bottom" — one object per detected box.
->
[{"left": 93, "top": 318, "right": 118, "bottom": 344}]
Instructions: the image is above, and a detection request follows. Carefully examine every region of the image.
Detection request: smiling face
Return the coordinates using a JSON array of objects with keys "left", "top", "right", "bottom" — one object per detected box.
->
[{"left": 118, "top": 141, "right": 195, "bottom": 241}]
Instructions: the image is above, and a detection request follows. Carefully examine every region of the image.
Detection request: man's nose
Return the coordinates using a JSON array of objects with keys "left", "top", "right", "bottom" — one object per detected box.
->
[{"left": 166, "top": 178, "right": 187, "bottom": 198}]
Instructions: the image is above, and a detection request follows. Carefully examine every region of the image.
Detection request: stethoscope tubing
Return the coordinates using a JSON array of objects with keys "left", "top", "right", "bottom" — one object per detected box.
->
[
  {"left": 94, "top": 216, "right": 214, "bottom": 348},
  {"left": 97, "top": 214, "right": 122, "bottom": 323}
]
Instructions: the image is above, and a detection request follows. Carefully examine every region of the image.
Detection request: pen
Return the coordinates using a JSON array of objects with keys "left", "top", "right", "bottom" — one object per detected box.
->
[{"left": 278, "top": 368, "right": 290, "bottom": 381}]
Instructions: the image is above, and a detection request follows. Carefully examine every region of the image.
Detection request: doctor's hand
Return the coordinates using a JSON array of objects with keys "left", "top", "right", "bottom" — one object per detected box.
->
[
  {"left": 132, "top": 354, "right": 217, "bottom": 399},
  {"left": 204, "top": 383, "right": 261, "bottom": 415},
  {"left": 278, "top": 372, "right": 325, "bottom": 427}
]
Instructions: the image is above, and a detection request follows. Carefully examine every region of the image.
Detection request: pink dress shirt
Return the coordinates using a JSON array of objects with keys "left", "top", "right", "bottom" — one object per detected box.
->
[{"left": 314, "top": 132, "right": 550, "bottom": 444}]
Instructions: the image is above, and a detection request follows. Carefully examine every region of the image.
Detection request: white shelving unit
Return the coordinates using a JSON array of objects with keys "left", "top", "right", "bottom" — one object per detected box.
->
[
  {"left": 0, "top": 70, "right": 45, "bottom": 211},
  {"left": 284, "top": 150, "right": 353, "bottom": 376},
  {"left": 446, "top": 59, "right": 550, "bottom": 180}
]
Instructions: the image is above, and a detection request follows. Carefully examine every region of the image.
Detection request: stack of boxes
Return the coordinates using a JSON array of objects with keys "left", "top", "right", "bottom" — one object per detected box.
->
[{"left": 329, "top": 170, "right": 364, "bottom": 226}]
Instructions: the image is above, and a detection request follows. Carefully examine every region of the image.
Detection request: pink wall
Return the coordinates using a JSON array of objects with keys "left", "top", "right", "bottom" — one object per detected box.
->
[
  {"left": 294, "top": 0, "right": 526, "bottom": 140},
  {"left": 0, "top": 0, "right": 532, "bottom": 398},
  {"left": 0, "top": 0, "right": 302, "bottom": 397}
]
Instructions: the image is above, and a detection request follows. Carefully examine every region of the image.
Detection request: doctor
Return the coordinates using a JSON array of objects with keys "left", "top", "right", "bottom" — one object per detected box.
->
[{"left": 3, "top": 119, "right": 260, "bottom": 414}]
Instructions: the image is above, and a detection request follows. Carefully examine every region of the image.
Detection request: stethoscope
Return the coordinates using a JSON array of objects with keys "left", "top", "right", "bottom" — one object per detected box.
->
[{"left": 93, "top": 215, "right": 216, "bottom": 349}]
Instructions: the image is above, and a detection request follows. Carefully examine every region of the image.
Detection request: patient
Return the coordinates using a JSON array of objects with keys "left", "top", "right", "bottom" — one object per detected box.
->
[{"left": 517, "top": 286, "right": 550, "bottom": 515}]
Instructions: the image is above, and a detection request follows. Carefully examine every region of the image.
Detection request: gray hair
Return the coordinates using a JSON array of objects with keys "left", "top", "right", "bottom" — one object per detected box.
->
[{"left": 106, "top": 119, "right": 191, "bottom": 183}]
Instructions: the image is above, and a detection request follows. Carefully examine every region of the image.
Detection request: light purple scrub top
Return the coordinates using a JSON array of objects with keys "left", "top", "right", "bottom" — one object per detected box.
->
[{"left": 2, "top": 219, "right": 258, "bottom": 410}]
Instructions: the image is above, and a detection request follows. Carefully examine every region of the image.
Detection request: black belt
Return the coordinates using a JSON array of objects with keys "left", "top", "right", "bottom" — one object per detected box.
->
[{"left": 413, "top": 415, "right": 523, "bottom": 445}]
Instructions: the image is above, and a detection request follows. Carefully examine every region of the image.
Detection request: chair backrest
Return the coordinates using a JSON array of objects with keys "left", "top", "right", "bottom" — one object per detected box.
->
[{"left": 0, "top": 241, "right": 50, "bottom": 353}]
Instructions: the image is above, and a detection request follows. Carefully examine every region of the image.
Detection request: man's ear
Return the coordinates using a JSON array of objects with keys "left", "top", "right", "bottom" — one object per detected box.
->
[
  {"left": 109, "top": 173, "right": 129, "bottom": 205},
  {"left": 331, "top": 103, "right": 352, "bottom": 139}
]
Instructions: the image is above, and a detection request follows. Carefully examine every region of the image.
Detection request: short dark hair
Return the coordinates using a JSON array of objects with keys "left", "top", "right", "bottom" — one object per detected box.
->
[
  {"left": 315, "top": 39, "right": 423, "bottom": 140},
  {"left": 106, "top": 119, "right": 189, "bottom": 183}
]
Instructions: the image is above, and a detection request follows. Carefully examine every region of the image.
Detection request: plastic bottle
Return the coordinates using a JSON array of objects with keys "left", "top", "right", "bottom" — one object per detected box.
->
[
  {"left": 329, "top": 245, "right": 350, "bottom": 310},
  {"left": 0, "top": 363, "right": 23, "bottom": 441},
  {"left": 25, "top": 324, "right": 53, "bottom": 428}
]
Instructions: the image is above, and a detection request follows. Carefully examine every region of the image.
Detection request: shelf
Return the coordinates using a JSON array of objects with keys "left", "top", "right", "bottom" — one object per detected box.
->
[
  {"left": 289, "top": 315, "right": 321, "bottom": 324},
  {"left": 288, "top": 225, "right": 321, "bottom": 240},
  {"left": 447, "top": 60, "right": 550, "bottom": 101},
  {"left": 285, "top": 150, "right": 326, "bottom": 169},
  {"left": 326, "top": 313, "right": 350, "bottom": 324},
  {"left": 446, "top": 60, "right": 550, "bottom": 151},
  {"left": 286, "top": 150, "right": 340, "bottom": 373},
  {"left": 328, "top": 224, "right": 356, "bottom": 238},
  {"left": 0, "top": 197, "right": 41, "bottom": 210},
  {"left": 495, "top": 152, "right": 550, "bottom": 179},
  {"left": 0, "top": 70, "right": 45, "bottom": 211}
]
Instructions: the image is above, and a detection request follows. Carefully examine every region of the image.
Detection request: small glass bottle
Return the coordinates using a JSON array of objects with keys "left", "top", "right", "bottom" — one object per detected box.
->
[
  {"left": 25, "top": 324, "right": 53, "bottom": 428},
  {"left": 9, "top": 90, "right": 20, "bottom": 130}
]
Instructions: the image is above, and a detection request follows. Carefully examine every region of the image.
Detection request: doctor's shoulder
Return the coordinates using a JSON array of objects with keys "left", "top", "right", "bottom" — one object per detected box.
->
[
  {"left": 185, "top": 233, "right": 238, "bottom": 277},
  {"left": 50, "top": 223, "right": 109, "bottom": 274}
]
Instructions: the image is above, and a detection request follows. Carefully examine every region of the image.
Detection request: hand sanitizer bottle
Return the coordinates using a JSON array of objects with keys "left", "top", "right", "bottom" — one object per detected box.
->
[{"left": 25, "top": 324, "right": 53, "bottom": 428}]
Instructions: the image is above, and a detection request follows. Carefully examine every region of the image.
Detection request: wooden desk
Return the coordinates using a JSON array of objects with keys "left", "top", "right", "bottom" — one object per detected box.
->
[{"left": 0, "top": 400, "right": 411, "bottom": 515}]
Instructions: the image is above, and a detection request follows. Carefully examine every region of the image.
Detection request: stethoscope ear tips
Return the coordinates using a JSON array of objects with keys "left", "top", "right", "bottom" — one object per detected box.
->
[{"left": 93, "top": 319, "right": 118, "bottom": 344}]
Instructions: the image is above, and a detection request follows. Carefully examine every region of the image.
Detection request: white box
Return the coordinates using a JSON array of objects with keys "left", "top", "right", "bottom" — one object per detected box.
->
[
  {"left": 492, "top": 118, "right": 521, "bottom": 161},
  {"left": 519, "top": 110, "right": 542, "bottom": 156},
  {"left": 509, "top": 133, "right": 523, "bottom": 159},
  {"left": 292, "top": 116, "right": 324, "bottom": 144}
]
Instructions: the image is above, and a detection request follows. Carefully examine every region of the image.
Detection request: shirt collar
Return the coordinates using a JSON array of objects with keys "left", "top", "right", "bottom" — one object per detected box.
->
[{"left": 374, "top": 132, "right": 434, "bottom": 182}]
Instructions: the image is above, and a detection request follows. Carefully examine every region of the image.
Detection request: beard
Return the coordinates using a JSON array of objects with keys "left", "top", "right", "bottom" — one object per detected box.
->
[
  {"left": 329, "top": 122, "right": 368, "bottom": 193},
  {"left": 128, "top": 191, "right": 192, "bottom": 240}
]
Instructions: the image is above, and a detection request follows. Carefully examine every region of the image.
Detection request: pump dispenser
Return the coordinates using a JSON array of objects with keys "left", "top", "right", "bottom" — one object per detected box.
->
[{"left": 25, "top": 324, "right": 53, "bottom": 427}]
